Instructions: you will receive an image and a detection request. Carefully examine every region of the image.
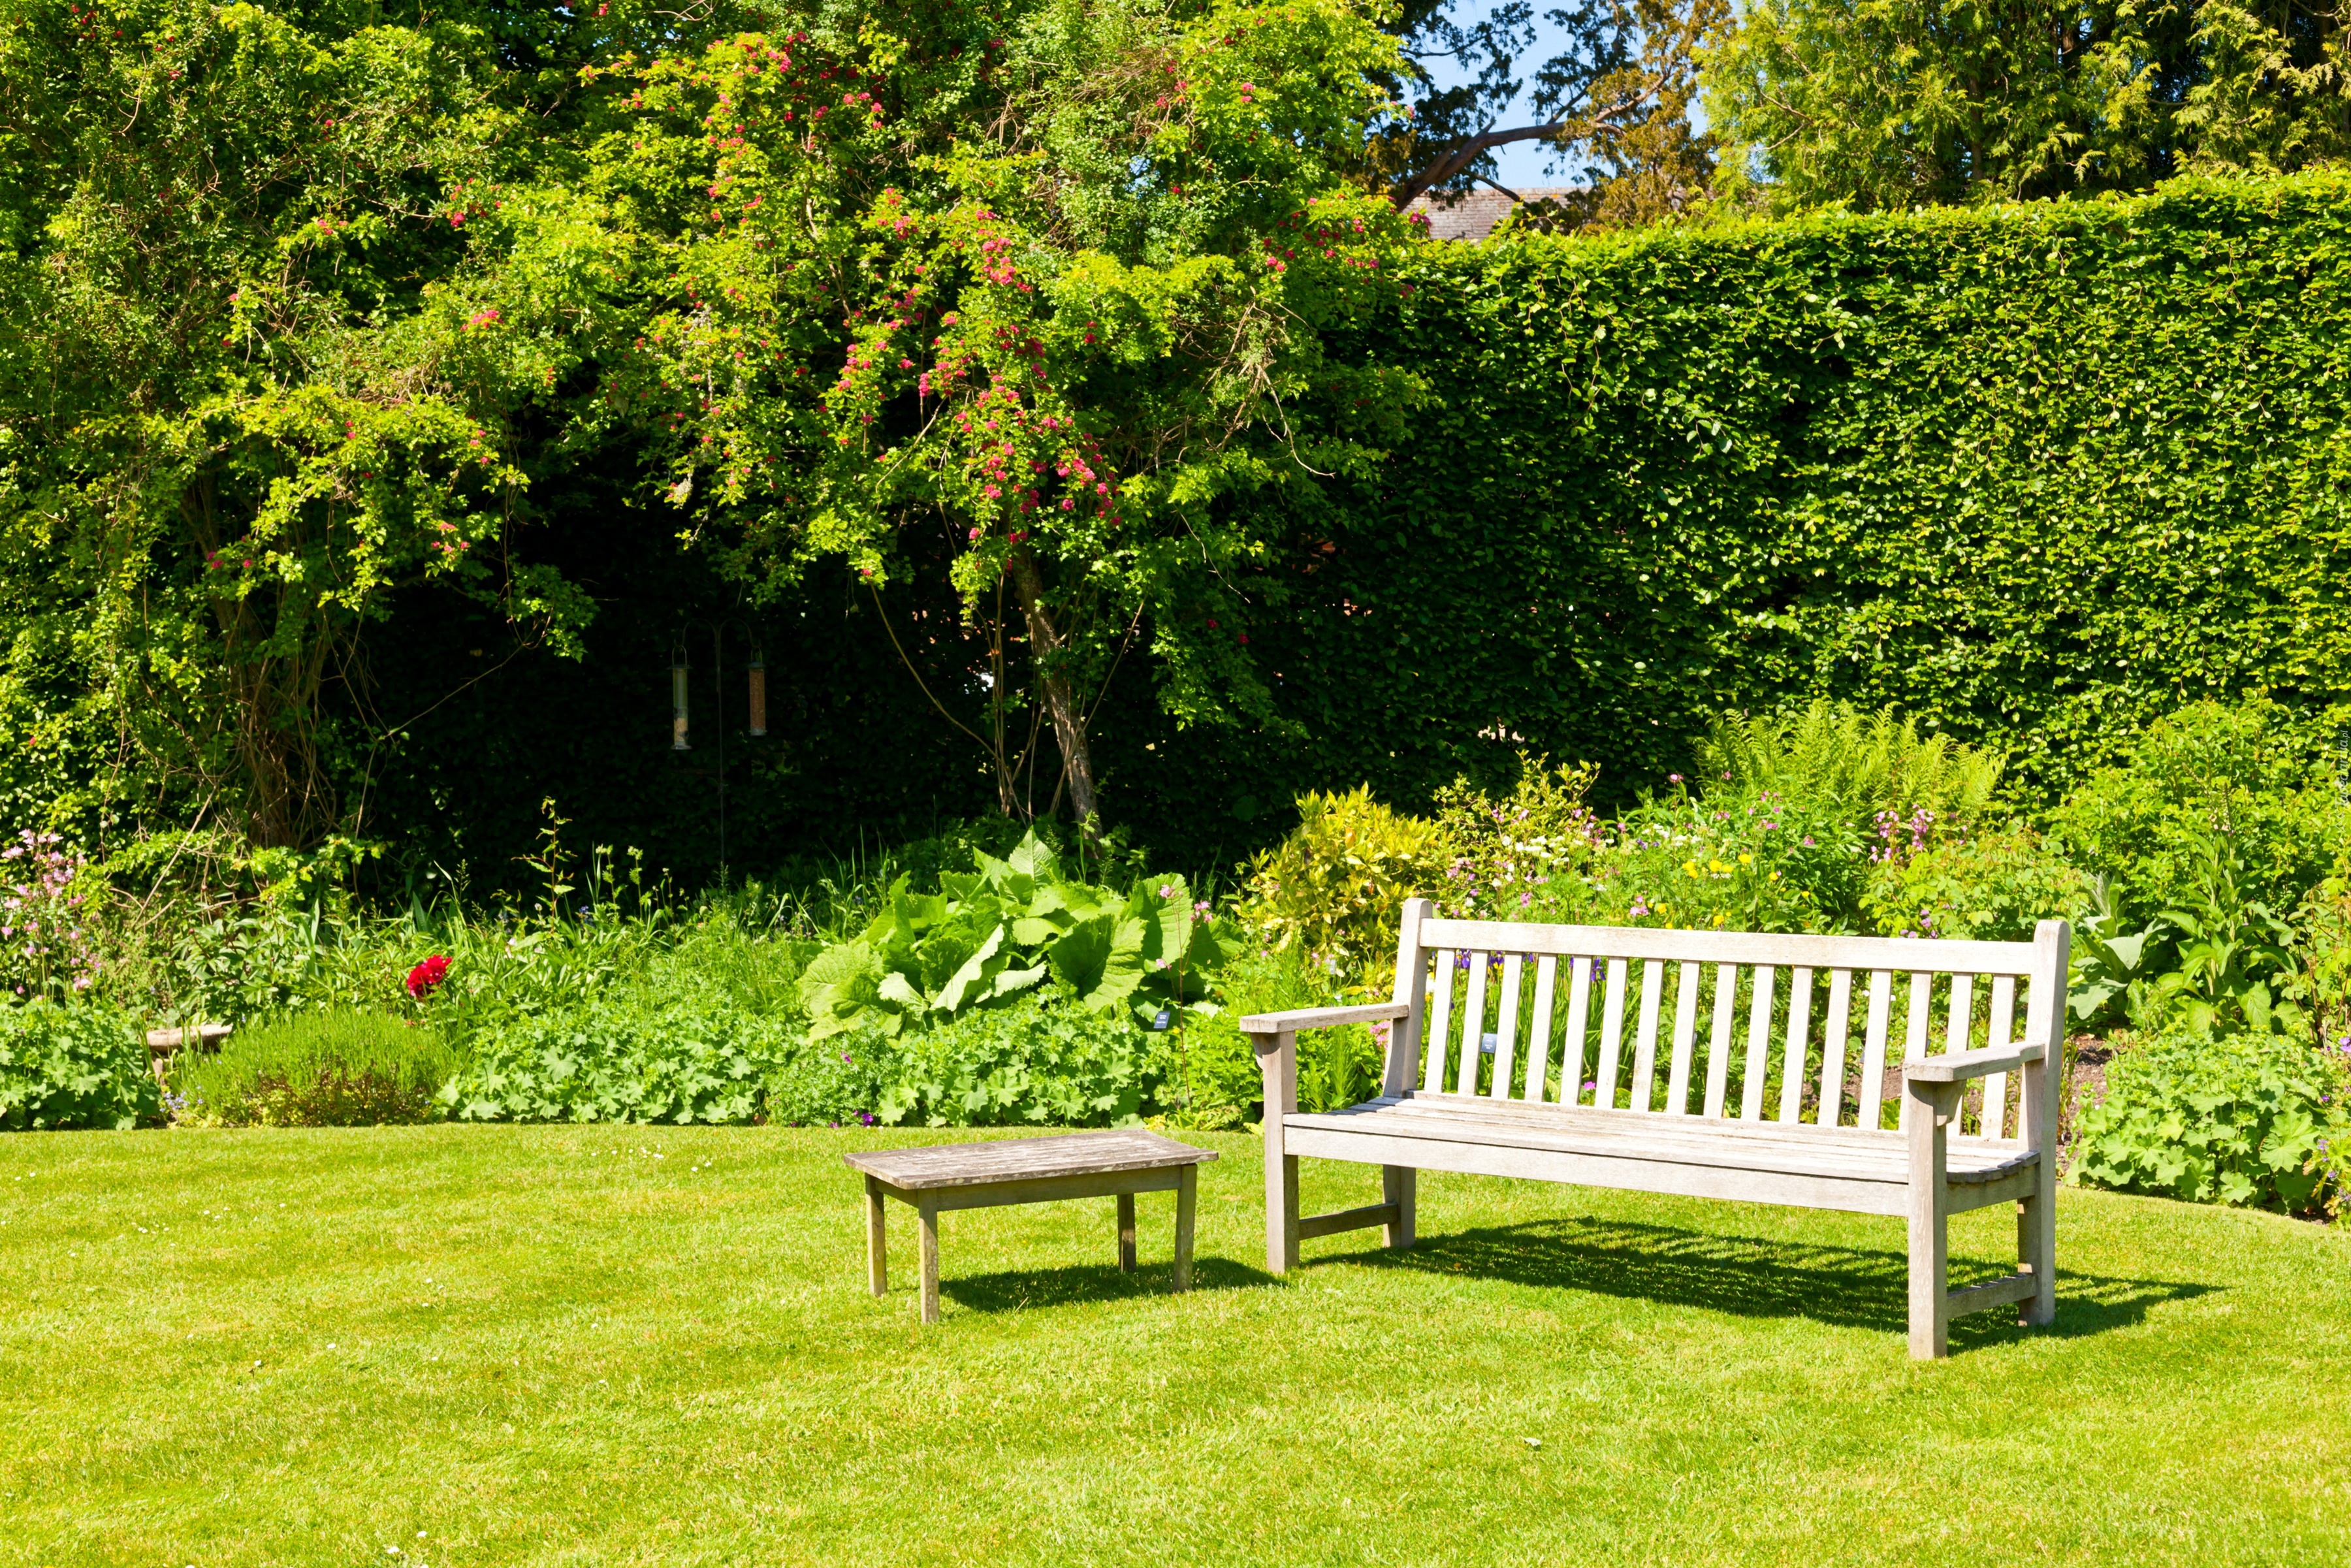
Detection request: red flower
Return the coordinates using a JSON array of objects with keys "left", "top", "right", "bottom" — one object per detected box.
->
[{"left": 406, "top": 953, "right": 451, "bottom": 999}]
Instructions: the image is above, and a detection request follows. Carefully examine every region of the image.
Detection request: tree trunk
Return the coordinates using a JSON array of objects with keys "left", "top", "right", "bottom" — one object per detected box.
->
[{"left": 1004, "top": 548, "right": 1100, "bottom": 829}]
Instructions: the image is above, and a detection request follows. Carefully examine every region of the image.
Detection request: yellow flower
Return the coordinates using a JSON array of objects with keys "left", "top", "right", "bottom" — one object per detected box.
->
[{"left": 1738, "top": 852, "right": 1753, "bottom": 866}]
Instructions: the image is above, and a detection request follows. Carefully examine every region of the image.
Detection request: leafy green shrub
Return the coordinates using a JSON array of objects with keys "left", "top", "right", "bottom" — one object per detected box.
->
[
  {"left": 445, "top": 996, "right": 796, "bottom": 1125},
  {"left": 1862, "top": 825, "right": 2090, "bottom": 941},
  {"left": 867, "top": 995, "right": 1174, "bottom": 1128},
  {"left": 799, "top": 831, "right": 1227, "bottom": 1040},
  {"left": 0, "top": 1002, "right": 158, "bottom": 1130},
  {"left": 1430, "top": 759, "right": 1605, "bottom": 921},
  {"left": 2049, "top": 698, "right": 2351, "bottom": 916},
  {"left": 173, "top": 1010, "right": 456, "bottom": 1127},
  {"left": 1237, "top": 788, "right": 1449, "bottom": 991},
  {"left": 1179, "top": 946, "right": 1383, "bottom": 1121},
  {"left": 2069, "top": 1030, "right": 2347, "bottom": 1213}
]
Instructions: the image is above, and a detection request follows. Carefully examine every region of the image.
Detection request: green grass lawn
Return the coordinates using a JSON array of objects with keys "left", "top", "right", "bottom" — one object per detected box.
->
[{"left": 5, "top": 1126, "right": 2346, "bottom": 1567}]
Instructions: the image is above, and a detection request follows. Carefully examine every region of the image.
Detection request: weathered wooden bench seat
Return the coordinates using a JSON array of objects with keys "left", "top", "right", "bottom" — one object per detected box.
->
[{"left": 1243, "top": 900, "right": 2071, "bottom": 1358}]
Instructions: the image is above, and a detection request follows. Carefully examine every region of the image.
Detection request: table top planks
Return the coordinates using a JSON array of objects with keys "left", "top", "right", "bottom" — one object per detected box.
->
[{"left": 842, "top": 1128, "right": 1218, "bottom": 1191}]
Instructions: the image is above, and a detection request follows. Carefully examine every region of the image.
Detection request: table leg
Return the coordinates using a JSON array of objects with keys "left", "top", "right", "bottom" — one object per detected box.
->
[
  {"left": 1173, "top": 1164, "right": 1197, "bottom": 1292},
  {"left": 865, "top": 1176, "right": 888, "bottom": 1296},
  {"left": 1117, "top": 1192, "right": 1137, "bottom": 1272},
  {"left": 918, "top": 1196, "right": 941, "bottom": 1324}
]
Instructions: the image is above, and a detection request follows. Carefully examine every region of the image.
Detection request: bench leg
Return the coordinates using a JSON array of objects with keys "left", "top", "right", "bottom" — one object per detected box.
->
[
  {"left": 2017, "top": 1179, "right": 2056, "bottom": 1327},
  {"left": 1117, "top": 1192, "right": 1138, "bottom": 1273},
  {"left": 2019, "top": 1051, "right": 2058, "bottom": 1329},
  {"left": 1256, "top": 1027, "right": 1300, "bottom": 1275},
  {"left": 917, "top": 1196, "right": 941, "bottom": 1325},
  {"left": 1906, "top": 1080, "right": 1954, "bottom": 1359},
  {"left": 865, "top": 1176, "right": 888, "bottom": 1297},
  {"left": 1267, "top": 1154, "right": 1300, "bottom": 1275},
  {"left": 1382, "top": 1165, "right": 1416, "bottom": 1250},
  {"left": 1173, "top": 1164, "right": 1196, "bottom": 1292}
]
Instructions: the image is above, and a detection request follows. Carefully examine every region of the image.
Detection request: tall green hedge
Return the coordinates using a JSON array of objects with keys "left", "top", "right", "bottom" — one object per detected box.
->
[
  {"left": 14, "top": 177, "right": 2350, "bottom": 880},
  {"left": 1108, "top": 174, "right": 2351, "bottom": 835}
]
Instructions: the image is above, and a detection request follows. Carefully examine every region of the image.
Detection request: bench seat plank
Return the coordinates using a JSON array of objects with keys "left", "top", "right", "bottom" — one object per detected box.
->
[
  {"left": 1290, "top": 1095, "right": 2038, "bottom": 1187},
  {"left": 1284, "top": 1120, "right": 1913, "bottom": 1217}
]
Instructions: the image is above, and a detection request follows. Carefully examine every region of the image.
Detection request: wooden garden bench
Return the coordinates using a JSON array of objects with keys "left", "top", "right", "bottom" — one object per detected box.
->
[{"left": 1242, "top": 899, "right": 2071, "bottom": 1358}]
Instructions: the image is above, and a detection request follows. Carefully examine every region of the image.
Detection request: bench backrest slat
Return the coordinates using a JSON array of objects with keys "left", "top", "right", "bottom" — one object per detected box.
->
[
  {"left": 1492, "top": 953, "right": 1525, "bottom": 1100},
  {"left": 1631, "top": 959, "right": 1665, "bottom": 1111},
  {"left": 1857, "top": 970, "right": 1895, "bottom": 1128},
  {"left": 1665, "top": 959, "right": 1703, "bottom": 1115},
  {"left": 1458, "top": 951, "right": 1490, "bottom": 1095},
  {"left": 1740, "top": 966, "right": 1774, "bottom": 1120},
  {"left": 1561, "top": 955, "right": 1594, "bottom": 1102},
  {"left": 1425, "top": 944, "right": 1457, "bottom": 1094},
  {"left": 1394, "top": 913, "right": 2065, "bottom": 1138},
  {"left": 1522, "top": 955, "right": 1559, "bottom": 1100},
  {"left": 1984, "top": 974, "right": 2019, "bottom": 1141},
  {"left": 1897, "top": 972, "right": 1933, "bottom": 1130},
  {"left": 1702, "top": 963, "right": 1736, "bottom": 1118},
  {"left": 1778, "top": 967, "right": 1814, "bottom": 1122},
  {"left": 1818, "top": 968, "right": 1853, "bottom": 1128},
  {"left": 1595, "top": 959, "right": 1631, "bottom": 1108}
]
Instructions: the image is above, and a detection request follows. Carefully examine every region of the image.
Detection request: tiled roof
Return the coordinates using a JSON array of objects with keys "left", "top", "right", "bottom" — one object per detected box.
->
[{"left": 1406, "top": 187, "right": 1581, "bottom": 243}]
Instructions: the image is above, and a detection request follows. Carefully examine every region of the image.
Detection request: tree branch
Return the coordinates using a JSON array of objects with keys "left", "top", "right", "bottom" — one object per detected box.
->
[{"left": 1388, "top": 91, "right": 1660, "bottom": 208}]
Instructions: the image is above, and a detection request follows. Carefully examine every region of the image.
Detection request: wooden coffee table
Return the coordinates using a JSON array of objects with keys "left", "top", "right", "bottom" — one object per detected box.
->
[{"left": 844, "top": 1129, "right": 1219, "bottom": 1322}]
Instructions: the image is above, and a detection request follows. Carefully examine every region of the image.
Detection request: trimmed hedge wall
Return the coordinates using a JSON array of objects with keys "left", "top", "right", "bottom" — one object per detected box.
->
[{"left": 1093, "top": 174, "right": 2351, "bottom": 840}]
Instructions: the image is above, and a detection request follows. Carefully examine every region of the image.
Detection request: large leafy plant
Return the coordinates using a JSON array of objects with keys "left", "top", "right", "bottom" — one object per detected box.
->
[
  {"left": 797, "top": 831, "right": 1227, "bottom": 1040},
  {"left": 2070, "top": 829, "right": 2309, "bottom": 1038}
]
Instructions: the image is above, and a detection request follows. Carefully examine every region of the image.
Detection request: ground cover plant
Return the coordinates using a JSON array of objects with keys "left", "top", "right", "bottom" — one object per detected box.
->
[
  {"left": 0, "top": 1002, "right": 153, "bottom": 1132},
  {"left": 3, "top": 1124, "right": 2346, "bottom": 1566}
]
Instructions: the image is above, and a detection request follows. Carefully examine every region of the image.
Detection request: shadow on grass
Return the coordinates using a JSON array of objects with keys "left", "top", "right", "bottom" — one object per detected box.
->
[
  {"left": 1317, "top": 1215, "right": 2209, "bottom": 1349},
  {"left": 940, "top": 1255, "right": 1277, "bottom": 1313}
]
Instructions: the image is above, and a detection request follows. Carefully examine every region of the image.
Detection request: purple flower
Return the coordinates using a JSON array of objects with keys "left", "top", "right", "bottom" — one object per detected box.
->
[{"left": 839, "top": 1049, "right": 854, "bottom": 1064}]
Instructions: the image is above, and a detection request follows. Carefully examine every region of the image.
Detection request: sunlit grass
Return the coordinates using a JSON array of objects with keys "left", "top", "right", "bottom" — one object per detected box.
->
[{"left": 4, "top": 1126, "right": 2346, "bottom": 1565}]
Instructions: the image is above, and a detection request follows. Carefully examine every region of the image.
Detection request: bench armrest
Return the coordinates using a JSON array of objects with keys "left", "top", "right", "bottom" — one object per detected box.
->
[
  {"left": 1239, "top": 1002, "right": 1411, "bottom": 1034},
  {"left": 1903, "top": 1040, "right": 2047, "bottom": 1083}
]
